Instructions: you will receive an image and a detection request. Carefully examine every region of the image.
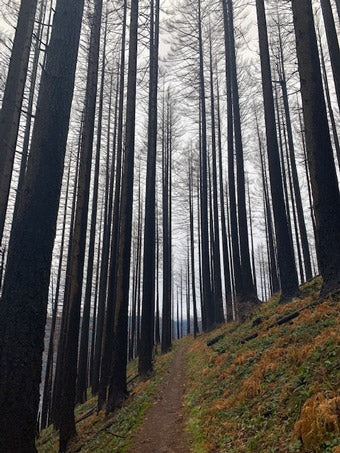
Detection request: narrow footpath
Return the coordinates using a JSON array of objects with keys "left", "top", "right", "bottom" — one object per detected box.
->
[{"left": 128, "top": 344, "right": 191, "bottom": 453}]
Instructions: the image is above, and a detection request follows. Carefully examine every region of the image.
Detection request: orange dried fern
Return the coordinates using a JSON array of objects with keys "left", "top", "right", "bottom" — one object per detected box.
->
[{"left": 294, "top": 393, "right": 340, "bottom": 451}]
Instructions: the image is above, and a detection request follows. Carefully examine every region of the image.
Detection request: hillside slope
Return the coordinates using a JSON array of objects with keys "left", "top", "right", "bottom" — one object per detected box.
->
[
  {"left": 184, "top": 278, "right": 340, "bottom": 452},
  {"left": 37, "top": 351, "right": 174, "bottom": 452},
  {"left": 37, "top": 278, "right": 340, "bottom": 452}
]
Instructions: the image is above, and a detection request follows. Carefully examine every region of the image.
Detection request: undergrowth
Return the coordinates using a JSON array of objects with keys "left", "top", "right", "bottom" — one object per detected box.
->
[
  {"left": 184, "top": 278, "right": 340, "bottom": 453},
  {"left": 37, "top": 348, "right": 174, "bottom": 452}
]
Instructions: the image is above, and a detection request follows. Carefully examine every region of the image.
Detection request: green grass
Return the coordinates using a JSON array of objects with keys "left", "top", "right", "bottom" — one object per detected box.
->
[
  {"left": 184, "top": 278, "right": 340, "bottom": 453},
  {"left": 37, "top": 279, "right": 340, "bottom": 452},
  {"left": 37, "top": 349, "right": 174, "bottom": 452}
]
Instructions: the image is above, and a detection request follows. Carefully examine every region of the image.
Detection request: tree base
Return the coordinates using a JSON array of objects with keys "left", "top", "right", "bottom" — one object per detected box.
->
[
  {"left": 279, "top": 289, "right": 300, "bottom": 304},
  {"left": 237, "top": 296, "right": 260, "bottom": 322},
  {"left": 59, "top": 424, "right": 77, "bottom": 453},
  {"left": 106, "top": 386, "right": 128, "bottom": 415},
  {"left": 319, "top": 280, "right": 340, "bottom": 299}
]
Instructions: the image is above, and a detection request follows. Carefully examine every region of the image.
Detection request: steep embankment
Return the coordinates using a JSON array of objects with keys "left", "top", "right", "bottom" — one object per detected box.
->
[
  {"left": 38, "top": 278, "right": 340, "bottom": 452},
  {"left": 184, "top": 278, "right": 340, "bottom": 452}
]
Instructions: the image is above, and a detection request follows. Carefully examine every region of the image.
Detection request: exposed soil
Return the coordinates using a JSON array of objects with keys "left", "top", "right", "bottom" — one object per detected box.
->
[{"left": 128, "top": 344, "right": 191, "bottom": 453}]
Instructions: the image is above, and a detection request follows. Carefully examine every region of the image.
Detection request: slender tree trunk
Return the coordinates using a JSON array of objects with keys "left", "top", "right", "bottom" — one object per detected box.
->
[
  {"left": 255, "top": 0, "right": 299, "bottom": 301},
  {"left": 318, "top": 33, "right": 340, "bottom": 169},
  {"left": 226, "top": 0, "right": 258, "bottom": 316},
  {"left": 13, "top": 0, "right": 47, "bottom": 222},
  {"left": 198, "top": 0, "right": 213, "bottom": 329},
  {"left": 139, "top": 0, "right": 160, "bottom": 378},
  {"left": 52, "top": 140, "right": 82, "bottom": 430},
  {"left": 221, "top": 0, "right": 243, "bottom": 317},
  {"left": 247, "top": 183, "right": 257, "bottom": 292},
  {"left": 189, "top": 157, "right": 199, "bottom": 337},
  {"left": 320, "top": 0, "right": 340, "bottom": 110},
  {"left": 256, "top": 119, "right": 280, "bottom": 294},
  {"left": 197, "top": 170, "right": 206, "bottom": 331},
  {"left": 97, "top": 1, "right": 128, "bottom": 407},
  {"left": 40, "top": 287, "right": 58, "bottom": 431},
  {"left": 76, "top": 16, "right": 108, "bottom": 406},
  {"left": 106, "top": 0, "right": 139, "bottom": 413},
  {"left": 89, "top": 202, "right": 104, "bottom": 390},
  {"left": 0, "top": 0, "right": 38, "bottom": 244},
  {"left": 58, "top": 1, "right": 103, "bottom": 448},
  {"left": 291, "top": 0, "right": 340, "bottom": 295},
  {"left": 155, "top": 211, "right": 161, "bottom": 345},
  {"left": 216, "top": 72, "right": 232, "bottom": 321},
  {"left": 161, "top": 92, "right": 172, "bottom": 354},
  {"left": 41, "top": 161, "right": 72, "bottom": 430},
  {"left": 277, "top": 24, "right": 313, "bottom": 281},
  {"left": 186, "top": 252, "right": 191, "bottom": 335},
  {"left": 0, "top": 0, "right": 84, "bottom": 450},
  {"left": 209, "top": 38, "right": 224, "bottom": 325}
]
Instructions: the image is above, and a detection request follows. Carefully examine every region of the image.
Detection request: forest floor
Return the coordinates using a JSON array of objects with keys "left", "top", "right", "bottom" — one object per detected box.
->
[
  {"left": 127, "top": 343, "right": 191, "bottom": 453},
  {"left": 38, "top": 276, "right": 340, "bottom": 452}
]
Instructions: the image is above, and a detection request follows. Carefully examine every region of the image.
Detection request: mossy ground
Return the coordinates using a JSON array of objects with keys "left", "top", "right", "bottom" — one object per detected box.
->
[
  {"left": 37, "top": 348, "right": 174, "bottom": 452},
  {"left": 184, "top": 278, "right": 340, "bottom": 453}
]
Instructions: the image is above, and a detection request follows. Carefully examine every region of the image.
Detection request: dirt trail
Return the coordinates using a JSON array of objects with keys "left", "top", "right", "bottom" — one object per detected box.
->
[{"left": 128, "top": 344, "right": 191, "bottom": 453}]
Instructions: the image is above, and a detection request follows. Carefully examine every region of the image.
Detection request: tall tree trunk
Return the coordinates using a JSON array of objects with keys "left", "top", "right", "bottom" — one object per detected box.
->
[
  {"left": 320, "top": 0, "right": 340, "bottom": 110},
  {"left": 291, "top": 0, "right": 340, "bottom": 295},
  {"left": 226, "top": 0, "right": 258, "bottom": 317},
  {"left": 97, "top": 0, "right": 128, "bottom": 407},
  {"left": 247, "top": 182, "right": 257, "bottom": 292},
  {"left": 58, "top": 0, "right": 103, "bottom": 449},
  {"left": 256, "top": 118, "right": 280, "bottom": 294},
  {"left": 52, "top": 139, "right": 82, "bottom": 430},
  {"left": 76, "top": 16, "right": 108, "bottom": 406},
  {"left": 216, "top": 71, "right": 232, "bottom": 321},
  {"left": 221, "top": 0, "right": 243, "bottom": 317},
  {"left": 198, "top": 0, "right": 213, "bottom": 329},
  {"left": 13, "top": 0, "right": 47, "bottom": 223},
  {"left": 89, "top": 202, "right": 104, "bottom": 390},
  {"left": 130, "top": 177, "right": 142, "bottom": 360},
  {"left": 318, "top": 32, "right": 340, "bottom": 169},
  {"left": 277, "top": 23, "right": 313, "bottom": 281},
  {"left": 139, "top": 0, "right": 160, "bottom": 378},
  {"left": 209, "top": 37, "right": 224, "bottom": 325},
  {"left": 255, "top": 0, "right": 299, "bottom": 301},
  {"left": 41, "top": 160, "right": 72, "bottom": 430},
  {"left": 0, "top": 0, "right": 38, "bottom": 244},
  {"left": 155, "top": 210, "right": 161, "bottom": 345},
  {"left": 186, "top": 251, "right": 191, "bottom": 335},
  {"left": 161, "top": 91, "right": 172, "bottom": 354},
  {"left": 106, "top": 0, "right": 139, "bottom": 413},
  {"left": 189, "top": 156, "right": 199, "bottom": 337},
  {"left": 0, "top": 0, "right": 84, "bottom": 450}
]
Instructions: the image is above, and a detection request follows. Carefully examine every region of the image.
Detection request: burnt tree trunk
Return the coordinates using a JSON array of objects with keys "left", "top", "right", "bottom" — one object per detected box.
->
[
  {"left": 161, "top": 91, "right": 173, "bottom": 354},
  {"left": 318, "top": 33, "right": 340, "bottom": 170},
  {"left": 320, "top": 0, "right": 340, "bottom": 111},
  {"left": 255, "top": 0, "right": 299, "bottom": 301},
  {"left": 291, "top": 0, "right": 340, "bottom": 295},
  {"left": 106, "top": 0, "right": 139, "bottom": 413},
  {"left": 0, "top": 0, "right": 84, "bottom": 451},
  {"left": 76, "top": 15, "right": 108, "bottom": 406},
  {"left": 0, "top": 0, "right": 38, "bottom": 244},
  {"left": 58, "top": 0, "right": 103, "bottom": 449},
  {"left": 198, "top": 0, "right": 213, "bottom": 329},
  {"left": 139, "top": 0, "right": 160, "bottom": 378},
  {"left": 226, "top": 0, "right": 258, "bottom": 318}
]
